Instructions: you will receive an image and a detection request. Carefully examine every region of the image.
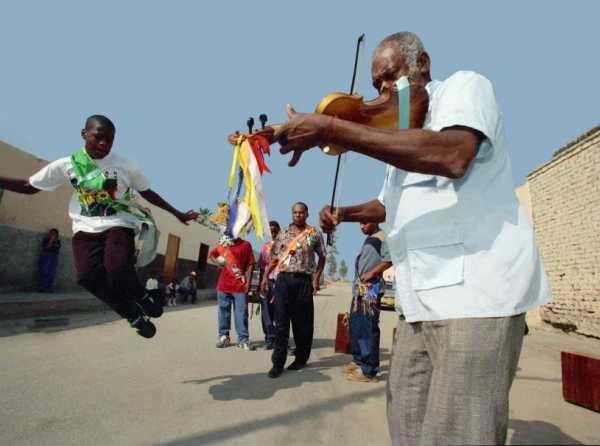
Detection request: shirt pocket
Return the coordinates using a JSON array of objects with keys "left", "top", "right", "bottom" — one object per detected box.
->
[{"left": 405, "top": 225, "right": 464, "bottom": 291}]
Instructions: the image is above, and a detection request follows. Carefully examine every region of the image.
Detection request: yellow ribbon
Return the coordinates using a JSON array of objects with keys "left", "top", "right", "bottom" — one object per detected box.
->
[
  {"left": 228, "top": 136, "right": 243, "bottom": 188},
  {"left": 238, "top": 140, "right": 265, "bottom": 240}
]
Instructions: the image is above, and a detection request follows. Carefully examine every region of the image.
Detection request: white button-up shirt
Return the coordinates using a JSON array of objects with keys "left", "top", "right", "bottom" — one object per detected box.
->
[{"left": 379, "top": 71, "right": 551, "bottom": 322}]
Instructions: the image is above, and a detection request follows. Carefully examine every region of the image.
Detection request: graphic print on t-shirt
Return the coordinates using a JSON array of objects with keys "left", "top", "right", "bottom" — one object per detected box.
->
[{"left": 68, "top": 167, "right": 128, "bottom": 218}]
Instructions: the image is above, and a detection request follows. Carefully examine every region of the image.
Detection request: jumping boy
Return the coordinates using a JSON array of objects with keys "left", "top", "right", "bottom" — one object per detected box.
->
[{"left": 0, "top": 115, "right": 199, "bottom": 338}]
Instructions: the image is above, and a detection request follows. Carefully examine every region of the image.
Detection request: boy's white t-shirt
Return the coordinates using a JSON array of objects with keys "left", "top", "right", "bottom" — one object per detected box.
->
[{"left": 29, "top": 152, "right": 150, "bottom": 234}]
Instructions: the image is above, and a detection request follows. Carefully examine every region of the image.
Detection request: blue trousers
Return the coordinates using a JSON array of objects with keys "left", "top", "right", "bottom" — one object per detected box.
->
[
  {"left": 349, "top": 302, "right": 381, "bottom": 377},
  {"left": 217, "top": 291, "right": 249, "bottom": 343},
  {"left": 38, "top": 253, "right": 59, "bottom": 291}
]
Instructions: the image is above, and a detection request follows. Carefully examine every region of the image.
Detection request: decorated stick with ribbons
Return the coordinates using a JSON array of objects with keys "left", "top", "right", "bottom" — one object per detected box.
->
[{"left": 212, "top": 116, "right": 272, "bottom": 242}]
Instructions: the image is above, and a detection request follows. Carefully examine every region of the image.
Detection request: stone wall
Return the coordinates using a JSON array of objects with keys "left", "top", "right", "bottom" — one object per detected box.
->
[{"left": 528, "top": 125, "right": 600, "bottom": 338}]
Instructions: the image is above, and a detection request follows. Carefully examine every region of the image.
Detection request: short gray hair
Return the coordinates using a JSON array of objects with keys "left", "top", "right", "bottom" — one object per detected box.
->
[{"left": 377, "top": 32, "right": 425, "bottom": 76}]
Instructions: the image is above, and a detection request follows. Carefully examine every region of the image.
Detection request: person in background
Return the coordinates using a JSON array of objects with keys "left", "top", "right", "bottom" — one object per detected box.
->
[
  {"left": 209, "top": 236, "right": 255, "bottom": 351},
  {"left": 38, "top": 228, "right": 61, "bottom": 292},
  {"left": 179, "top": 271, "right": 198, "bottom": 304},
  {"left": 166, "top": 278, "right": 178, "bottom": 307},
  {"left": 262, "top": 202, "right": 325, "bottom": 378},
  {"left": 343, "top": 222, "right": 392, "bottom": 383},
  {"left": 258, "top": 221, "right": 281, "bottom": 350},
  {"left": 145, "top": 272, "right": 162, "bottom": 305}
]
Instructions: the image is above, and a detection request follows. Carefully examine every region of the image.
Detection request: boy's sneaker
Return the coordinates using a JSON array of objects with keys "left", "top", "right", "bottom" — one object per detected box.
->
[
  {"left": 342, "top": 362, "right": 359, "bottom": 375},
  {"left": 129, "top": 315, "right": 156, "bottom": 339},
  {"left": 237, "top": 342, "right": 254, "bottom": 351},
  {"left": 138, "top": 295, "right": 163, "bottom": 318},
  {"left": 264, "top": 340, "right": 274, "bottom": 350},
  {"left": 345, "top": 367, "right": 378, "bottom": 383},
  {"left": 216, "top": 336, "right": 230, "bottom": 348}
]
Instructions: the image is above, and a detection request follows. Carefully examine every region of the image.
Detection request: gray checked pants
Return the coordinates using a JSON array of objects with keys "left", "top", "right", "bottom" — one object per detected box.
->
[{"left": 387, "top": 313, "right": 525, "bottom": 446}]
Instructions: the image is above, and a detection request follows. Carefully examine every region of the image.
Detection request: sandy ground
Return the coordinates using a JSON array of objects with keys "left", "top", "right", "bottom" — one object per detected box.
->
[{"left": 1, "top": 282, "right": 599, "bottom": 445}]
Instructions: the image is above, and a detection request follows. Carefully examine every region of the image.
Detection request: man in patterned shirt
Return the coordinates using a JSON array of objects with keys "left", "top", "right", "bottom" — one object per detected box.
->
[{"left": 261, "top": 202, "right": 325, "bottom": 378}]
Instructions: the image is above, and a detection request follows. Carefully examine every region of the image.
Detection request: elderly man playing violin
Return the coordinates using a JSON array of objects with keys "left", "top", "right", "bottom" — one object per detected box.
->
[{"left": 269, "top": 32, "right": 551, "bottom": 446}]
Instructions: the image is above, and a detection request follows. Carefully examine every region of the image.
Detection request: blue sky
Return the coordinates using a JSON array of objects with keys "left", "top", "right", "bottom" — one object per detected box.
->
[{"left": 2, "top": 1, "right": 599, "bottom": 271}]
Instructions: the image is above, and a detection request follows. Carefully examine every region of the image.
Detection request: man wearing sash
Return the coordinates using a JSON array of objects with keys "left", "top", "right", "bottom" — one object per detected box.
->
[
  {"left": 209, "top": 236, "right": 255, "bottom": 350},
  {"left": 263, "top": 202, "right": 325, "bottom": 378},
  {"left": 271, "top": 32, "right": 551, "bottom": 445},
  {"left": 0, "top": 115, "right": 199, "bottom": 339}
]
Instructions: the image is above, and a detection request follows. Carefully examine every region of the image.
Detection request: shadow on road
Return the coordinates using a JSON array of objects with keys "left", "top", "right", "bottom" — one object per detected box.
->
[
  {"left": 184, "top": 347, "right": 392, "bottom": 401},
  {"left": 184, "top": 368, "right": 332, "bottom": 401},
  {"left": 0, "top": 300, "right": 214, "bottom": 338},
  {"left": 157, "top": 387, "right": 385, "bottom": 446},
  {"left": 509, "top": 419, "right": 583, "bottom": 445},
  {"left": 0, "top": 311, "right": 121, "bottom": 337}
]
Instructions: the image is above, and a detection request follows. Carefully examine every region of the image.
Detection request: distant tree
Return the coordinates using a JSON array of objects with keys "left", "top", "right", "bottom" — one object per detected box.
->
[
  {"left": 326, "top": 239, "right": 339, "bottom": 280},
  {"left": 339, "top": 260, "right": 348, "bottom": 281},
  {"left": 327, "top": 254, "right": 337, "bottom": 280},
  {"left": 197, "top": 207, "right": 212, "bottom": 223},
  {"left": 196, "top": 207, "right": 220, "bottom": 231}
]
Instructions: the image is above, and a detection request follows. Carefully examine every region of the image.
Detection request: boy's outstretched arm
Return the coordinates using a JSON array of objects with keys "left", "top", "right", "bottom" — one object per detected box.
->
[
  {"left": 0, "top": 176, "right": 40, "bottom": 195},
  {"left": 139, "top": 189, "right": 199, "bottom": 225}
]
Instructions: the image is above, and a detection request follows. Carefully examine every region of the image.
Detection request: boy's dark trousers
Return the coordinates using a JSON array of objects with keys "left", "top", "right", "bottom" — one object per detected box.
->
[
  {"left": 72, "top": 227, "right": 146, "bottom": 320},
  {"left": 271, "top": 272, "right": 314, "bottom": 368}
]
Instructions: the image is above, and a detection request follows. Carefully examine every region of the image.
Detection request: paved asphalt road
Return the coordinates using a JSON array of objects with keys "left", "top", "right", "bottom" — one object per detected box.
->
[{"left": 1, "top": 283, "right": 599, "bottom": 445}]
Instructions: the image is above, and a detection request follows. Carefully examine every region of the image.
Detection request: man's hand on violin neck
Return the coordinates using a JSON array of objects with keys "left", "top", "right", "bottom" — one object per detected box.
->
[{"left": 275, "top": 104, "right": 331, "bottom": 167}]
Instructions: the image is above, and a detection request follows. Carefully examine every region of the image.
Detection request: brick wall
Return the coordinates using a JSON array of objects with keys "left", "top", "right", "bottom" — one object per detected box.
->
[{"left": 528, "top": 125, "right": 600, "bottom": 338}]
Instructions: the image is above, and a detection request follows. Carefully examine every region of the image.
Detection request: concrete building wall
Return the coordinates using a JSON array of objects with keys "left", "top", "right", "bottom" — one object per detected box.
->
[
  {"left": 0, "top": 141, "right": 220, "bottom": 292},
  {"left": 0, "top": 140, "right": 73, "bottom": 235},
  {"left": 515, "top": 182, "right": 533, "bottom": 221},
  {"left": 527, "top": 126, "right": 600, "bottom": 338}
]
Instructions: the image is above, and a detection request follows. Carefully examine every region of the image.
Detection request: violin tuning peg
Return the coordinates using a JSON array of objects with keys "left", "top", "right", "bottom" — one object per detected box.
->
[
  {"left": 246, "top": 117, "right": 255, "bottom": 134},
  {"left": 259, "top": 114, "right": 268, "bottom": 129}
]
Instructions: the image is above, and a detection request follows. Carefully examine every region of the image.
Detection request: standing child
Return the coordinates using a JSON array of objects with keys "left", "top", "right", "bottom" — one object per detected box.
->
[
  {"left": 166, "top": 279, "right": 178, "bottom": 307},
  {"left": 0, "top": 115, "right": 199, "bottom": 338}
]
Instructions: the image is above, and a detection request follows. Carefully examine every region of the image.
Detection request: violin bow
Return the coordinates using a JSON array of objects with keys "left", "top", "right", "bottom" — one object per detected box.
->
[{"left": 326, "top": 33, "right": 366, "bottom": 246}]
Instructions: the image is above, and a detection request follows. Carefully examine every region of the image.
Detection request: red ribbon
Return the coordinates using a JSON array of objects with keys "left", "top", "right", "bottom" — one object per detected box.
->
[{"left": 247, "top": 135, "right": 271, "bottom": 174}]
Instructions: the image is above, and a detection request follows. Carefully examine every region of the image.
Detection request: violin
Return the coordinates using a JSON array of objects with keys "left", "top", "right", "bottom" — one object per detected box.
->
[
  {"left": 228, "top": 82, "right": 429, "bottom": 156},
  {"left": 312, "top": 81, "right": 429, "bottom": 155}
]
